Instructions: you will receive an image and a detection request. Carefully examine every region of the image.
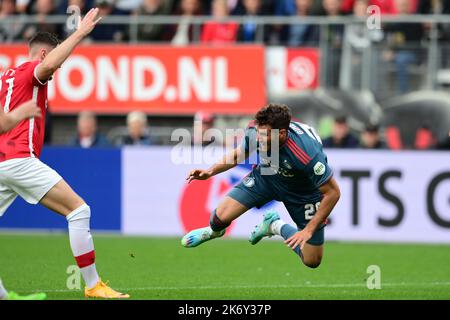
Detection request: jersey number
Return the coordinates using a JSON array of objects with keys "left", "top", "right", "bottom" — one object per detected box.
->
[
  {"left": 304, "top": 202, "right": 321, "bottom": 220},
  {"left": 296, "top": 122, "right": 323, "bottom": 145},
  {"left": 3, "top": 77, "right": 15, "bottom": 113}
]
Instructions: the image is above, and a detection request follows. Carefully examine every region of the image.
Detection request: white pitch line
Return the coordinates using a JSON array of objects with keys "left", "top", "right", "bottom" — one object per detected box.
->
[{"left": 24, "top": 282, "right": 450, "bottom": 294}]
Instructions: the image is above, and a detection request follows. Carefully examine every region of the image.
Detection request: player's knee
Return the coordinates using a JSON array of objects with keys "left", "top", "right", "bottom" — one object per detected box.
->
[
  {"left": 215, "top": 206, "right": 233, "bottom": 225},
  {"left": 66, "top": 203, "right": 91, "bottom": 223},
  {"left": 302, "top": 257, "right": 322, "bottom": 269}
]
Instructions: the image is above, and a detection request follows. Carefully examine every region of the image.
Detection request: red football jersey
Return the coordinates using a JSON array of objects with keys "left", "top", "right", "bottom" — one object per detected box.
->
[{"left": 0, "top": 60, "right": 48, "bottom": 162}]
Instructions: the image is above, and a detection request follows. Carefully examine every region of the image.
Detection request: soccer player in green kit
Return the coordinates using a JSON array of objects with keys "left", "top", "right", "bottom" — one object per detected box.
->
[{"left": 182, "top": 104, "right": 341, "bottom": 268}]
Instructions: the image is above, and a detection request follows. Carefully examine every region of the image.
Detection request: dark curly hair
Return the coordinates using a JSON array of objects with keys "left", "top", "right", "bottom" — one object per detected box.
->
[
  {"left": 255, "top": 103, "right": 292, "bottom": 130},
  {"left": 29, "top": 32, "right": 60, "bottom": 49}
]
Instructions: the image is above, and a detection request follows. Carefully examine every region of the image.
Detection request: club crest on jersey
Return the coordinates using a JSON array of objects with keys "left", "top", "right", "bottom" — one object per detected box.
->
[
  {"left": 243, "top": 176, "right": 255, "bottom": 188},
  {"left": 282, "top": 160, "right": 293, "bottom": 170},
  {"left": 314, "top": 162, "right": 326, "bottom": 175}
]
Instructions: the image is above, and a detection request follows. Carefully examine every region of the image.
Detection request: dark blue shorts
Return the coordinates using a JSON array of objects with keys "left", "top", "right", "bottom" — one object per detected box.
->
[{"left": 228, "top": 172, "right": 325, "bottom": 246}]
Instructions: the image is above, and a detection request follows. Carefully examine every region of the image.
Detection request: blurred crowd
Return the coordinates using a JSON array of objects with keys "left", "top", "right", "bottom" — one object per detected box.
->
[
  {"left": 322, "top": 115, "right": 450, "bottom": 150},
  {"left": 67, "top": 110, "right": 450, "bottom": 150},
  {"left": 71, "top": 110, "right": 153, "bottom": 147},
  {"left": 2, "top": 0, "right": 449, "bottom": 151},
  {"left": 0, "top": 0, "right": 449, "bottom": 45},
  {"left": 2, "top": 0, "right": 450, "bottom": 93}
]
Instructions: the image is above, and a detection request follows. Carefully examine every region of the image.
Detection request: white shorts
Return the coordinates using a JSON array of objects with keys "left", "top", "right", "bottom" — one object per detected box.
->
[{"left": 0, "top": 157, "right": 62, "bottom": 217}]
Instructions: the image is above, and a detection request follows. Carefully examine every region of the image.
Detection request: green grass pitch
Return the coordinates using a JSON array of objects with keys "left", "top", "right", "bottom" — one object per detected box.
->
[{"left": 0, "top": 233, "right": 449, "bottom": 300}]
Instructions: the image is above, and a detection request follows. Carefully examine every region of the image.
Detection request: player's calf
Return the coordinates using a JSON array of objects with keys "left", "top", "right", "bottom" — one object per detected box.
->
[{"left": 66, "top": 203, "right": 99, "bottom": 288}]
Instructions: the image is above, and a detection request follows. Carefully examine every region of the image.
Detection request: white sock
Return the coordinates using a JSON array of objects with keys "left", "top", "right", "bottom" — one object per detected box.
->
[
  {"left": 66, "top": 204, "right": 100, "bottom": 289},
  {"left": 0, "top": 278, "right": 8, "bottom": 300},
  {"left": 269, "top": 219, "right": 286, "bottom": 236}
]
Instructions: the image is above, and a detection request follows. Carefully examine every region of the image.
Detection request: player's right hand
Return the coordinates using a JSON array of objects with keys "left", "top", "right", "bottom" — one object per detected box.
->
[
  {"left": 186, "top": 169, "right": 212, "bottom": 183},
  {"left": 16, "top": 100, "right": 42, "bottom": 120},
  {"left": 77, "top": 8, "right": 102, "bottom": 37}
]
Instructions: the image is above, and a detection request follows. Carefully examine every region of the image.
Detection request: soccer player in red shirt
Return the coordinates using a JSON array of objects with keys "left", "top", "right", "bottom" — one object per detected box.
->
[
  {"left": 0, "top": 8, "right": 129, "bottom": 299},
  {"left": 0, "top": 100, "right": 47, "bottom": 300}
]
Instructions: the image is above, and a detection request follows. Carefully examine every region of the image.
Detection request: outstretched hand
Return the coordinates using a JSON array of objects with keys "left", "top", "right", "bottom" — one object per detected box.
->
[
  {"left": 186, "top": 169, "right": 212, "bottom": 183},
  {"left": 77, "top": 8, "right": 102, "bottom": 37}
]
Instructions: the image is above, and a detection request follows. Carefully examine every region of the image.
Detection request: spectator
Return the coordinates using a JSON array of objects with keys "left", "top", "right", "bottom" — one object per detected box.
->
[
  {"left": 133, "top": 0, "right": 170, "bottom": 42},
  {"left": 322, "top": 116, "right": 359, "bottom": 148},
  {"left": 370, "top": 0, "right": 418, "bottom": 15},
  {"left": 192, "top": 111, "right": 223, "bottom": 146},
  {"left": 0, "top": 0, "right": 26, "bottom": 42},
  {"left": 321, "top": 0, "right": 345, "bottom": 88},
  {"left": 275, "top": 0, "right": 323, "bottom": 15},
  {"left": 287, "top": 0, "right": 319, "bottom": 47},
  {"left": 322, "top": 0, "right": 343, "bottom": 16},
  {"left": 115, "top": 0, "right": 145, "bottom": 14},
  {"left": 60, "top": 0, "right": 90, "bottom": 14},
  {"left": 121, "top": 111, "right": 152, "bottom": 145},
  {"left": 340, "top": 0, "right": 354, "bottom": 13},
  {"left": 347, "top": 0, "right": 383, "bottom": 49},
  {"left": 341, "top": 0, "right": 383, "bottom": 89},
  {"left": 171, "top": 0, "right": 203, "bottom": 45},
  {"left": 383, "top": 0, "right": 424, "bottom": 94},
  {"left": 199, "top": 0, "right": 242, "bottom": 15},
  {"left": 21, "top": 0, "right": 62, "bottom": 41},
  {"left": 418, "top": 0, "right": 450, "bottom": 68},
  {"left": 71, "top": 111, "right": 110, "bottom": 148},
  {"left": 200, "top": 0, "right": 238, "bottom": 45},
  {"left": 236, "top": 0, "right": 268, "bottom": 43},
  {"left": 418, "top": 0, "right": 450, "bottom": 15},
  {"left": 88, "top": 0, "right": 126, "bottom": 42},
  {"left": 61, "top": 0, "right": 90, "bottom": 38},
  {"left": 15, "top": 0, "right": 31, "bottom": 13},
  {"left": 360, "top": 124, "right": 385, "bottom": 149}
]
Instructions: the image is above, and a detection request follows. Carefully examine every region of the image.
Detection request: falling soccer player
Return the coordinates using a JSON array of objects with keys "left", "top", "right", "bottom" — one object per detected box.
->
[
  {"left": 182, "top": 104, "right": 341, "bottom": 269},
  {"left": 0, "top": 9, "right": 129, "bottom": 298}
]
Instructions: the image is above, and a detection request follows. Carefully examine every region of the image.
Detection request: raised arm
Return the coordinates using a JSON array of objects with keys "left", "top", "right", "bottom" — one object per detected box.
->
[
  {"left": 0, "top": 100, "right": 41, "bottom": 134},
  {"left": 35, "top": 8, "right": 102, "bottom": 83},
  {"left": 186, "top": 146, "right": 248, "bottom": 183}
]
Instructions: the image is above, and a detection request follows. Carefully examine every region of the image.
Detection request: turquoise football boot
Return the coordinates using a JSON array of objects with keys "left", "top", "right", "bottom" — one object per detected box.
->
[
  {"left": 181, "top": 227, "right": 225, "bottom": 248},
  {"left": 249, "top": 210, "right": 280, "bottom": 245}
]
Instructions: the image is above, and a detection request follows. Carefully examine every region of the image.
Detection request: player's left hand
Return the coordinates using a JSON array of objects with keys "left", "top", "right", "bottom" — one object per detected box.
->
[
  {"left": 284, "top": 229, "right": 313, "bottom": 251},
  {"left": 77, "top": 8, "right": 102, "bottom": 37}
]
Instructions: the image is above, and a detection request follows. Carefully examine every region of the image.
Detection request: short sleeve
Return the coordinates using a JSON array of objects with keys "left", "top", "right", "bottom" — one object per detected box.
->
[
  {"left": 304, "top": 152, "right": 334, "bottom": 188},
  {"left": 27, "top": 61, "right": 48, "bottom": 86}
]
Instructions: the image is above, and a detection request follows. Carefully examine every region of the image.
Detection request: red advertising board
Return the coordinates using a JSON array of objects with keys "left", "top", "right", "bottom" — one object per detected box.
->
[
  {"left": 266, "top": 47, "right": 319, "bottom": 94},
  {"left": 286, "top": 48, "right": 319, "bottom": 90},
  {"left": 0, "top": 45, "right": 266, "bottom": 115}
]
